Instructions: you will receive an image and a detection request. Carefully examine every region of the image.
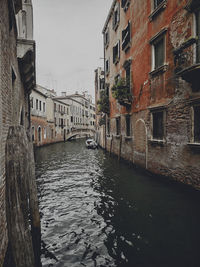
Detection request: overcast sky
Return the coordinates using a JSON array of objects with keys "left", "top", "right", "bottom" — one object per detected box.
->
[{"left": 32, "top": 0, "right": 113, "bottom": 100}]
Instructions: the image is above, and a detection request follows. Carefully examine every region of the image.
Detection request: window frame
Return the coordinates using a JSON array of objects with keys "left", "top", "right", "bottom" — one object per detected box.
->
[
  {"left": 150, "top": 108, "right": 166, "bottom": 142},
  {"left": 150, "top": 29, "right": 167, "bottom": 73},
  {"left": 125, "top": 115, "right": 131, "bottom": 137},
  {"left": 113, "top": 40, "right": 120, "bottom": 65},
  {"left": 116, "top": 116, "right": 121, "bottom": 136},
  {"left": 113, "top": 2, "right": 120, "bottom": 31},
  {"left": 122, "top": 21, "right": 131, "bottom": 52},
  {"left": 105, "top": 58, "right": 110, "bottom": 75},
  {"left": 154, "top": 0, "right": 164, "bottom": 10},
  {"left": 104, "top": 28, "right": 110, "bottom": 48}
]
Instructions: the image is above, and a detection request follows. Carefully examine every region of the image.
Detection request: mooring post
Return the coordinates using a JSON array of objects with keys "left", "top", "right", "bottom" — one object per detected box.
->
[
  {"left": 5, "top": 126, "right": 41, "bottom": 267},
  {"left": 118, "top": 134, "right": 122, "bottom": 161}
]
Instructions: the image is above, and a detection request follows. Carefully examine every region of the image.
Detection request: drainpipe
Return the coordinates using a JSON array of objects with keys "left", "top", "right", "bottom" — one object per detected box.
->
[{"left": 103, "top": 35, "right": 107, "bottom": 151}]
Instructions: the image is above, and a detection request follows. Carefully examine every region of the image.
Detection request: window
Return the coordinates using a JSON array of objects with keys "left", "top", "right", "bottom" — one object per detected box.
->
[
  {"left": 105, "top": 83, "right": 110, "bottom": 96},
  {"left": 152, "top": 111, "right": 164, "bottom": 140},
  {"left": 154, "top": 0, "right": 164, "bottom": 9},
  {"left": 54, "top": 103, "right": 56, "bottom": 111},
  {"left": 116, "top": 117, "right": 121, "bottom": 135},
  {"left": 122, "top": 22, "right": 131, "bottom": 51},
  {"left": 30, "top": 97, "right": 33, "bottom": 108},
  {"left": 100, "top": 78, "right": 105, "bottom": 90},
  {"left": 151, "top": 32, "right": 165, "bottom": 71},
  {"left": 105, "top": 59, "right": 110, "bottom": 75},
  {"left": 126, "top": 115, "right": 131, "bottom": 136},
  {"left": 55, "top": 117, "right": 57, "bottom": 126},
  {"left": 193, "top": 105, "right": 200, "bottom": 143},
  {"left": 107, "top": 119, "right": 110, "bottom": 135},
  {"left": 12, "top": 69, "right": 16, "bottom": 90},
  {"left": 36, "top": 99, "right": 38, "bottom": 110},
  {"left": 113, "top": 41, "right": 120, "bottom": 64},
  {"left": 20, "top": 107, "right": 24, "bottom": 126},
  {"left": 113, "top": 2, "right": 120, "bottom": 30},
  {"left": 43, "top": 103, "right": 45, "bottom": 112},
  {"left": 121, "top": 0, "right": 130, "bottom": 11},
  {"left": 125, "top": 63, "right": 131, "bottom": 92},
  {"left": 32, "top": 127, "right": 35, "bottom": 141},
  {"left": 39, "top": 101, "right": 42, "bottom": 111},
  {"left": 38, "top": 127, "right": 41, "bottom": 142},
  {"left": 104, "top": 28, "right": 109, "bottom": 48}
]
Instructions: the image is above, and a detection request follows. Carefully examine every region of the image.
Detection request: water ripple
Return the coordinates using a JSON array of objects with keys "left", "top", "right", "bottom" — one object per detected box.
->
[{"left": 35, "top": 140, "right": 200, "bottom": 267}]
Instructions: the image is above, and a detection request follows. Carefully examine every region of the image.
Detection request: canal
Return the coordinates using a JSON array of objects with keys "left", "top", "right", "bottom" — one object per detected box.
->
[{"left": 35, "top": 139, "right": 200, "bottom": 267}]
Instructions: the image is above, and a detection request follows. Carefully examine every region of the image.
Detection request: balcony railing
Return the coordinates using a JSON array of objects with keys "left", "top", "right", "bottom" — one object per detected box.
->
[{"left": 174, "top": 37, "right": 200, "bottom": 91}]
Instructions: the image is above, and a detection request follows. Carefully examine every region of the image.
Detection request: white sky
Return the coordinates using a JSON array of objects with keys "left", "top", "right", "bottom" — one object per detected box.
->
[{"left": 32, "top": 0, "right": 113, "bottom": 100}]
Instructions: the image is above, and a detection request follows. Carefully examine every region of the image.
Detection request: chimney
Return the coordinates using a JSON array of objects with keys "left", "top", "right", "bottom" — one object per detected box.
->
[{"left": 61, "top": 92, "right": 66, "bottom": 97}]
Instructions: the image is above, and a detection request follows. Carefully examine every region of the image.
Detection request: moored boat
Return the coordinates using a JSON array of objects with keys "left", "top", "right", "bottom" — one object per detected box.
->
[{"left": 85, "top": 139, "right": 98, "bottom": 149}]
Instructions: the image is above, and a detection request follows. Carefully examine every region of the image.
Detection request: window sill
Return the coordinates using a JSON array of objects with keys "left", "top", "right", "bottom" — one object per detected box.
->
[
  {"left": 187, "top": 142, "right": 200, "bottom": 148},
  {"left": 149, "top": 0, "right": 167, "bottom": 21},
  {"left": 149, "top": 139, "right": 165, "bottom": 145},
  {"left": 114, "top": 135, "right": 120, "bottom": 139},
  {"left": 149, "top": 64, "right": 168, "bottom": 77}
]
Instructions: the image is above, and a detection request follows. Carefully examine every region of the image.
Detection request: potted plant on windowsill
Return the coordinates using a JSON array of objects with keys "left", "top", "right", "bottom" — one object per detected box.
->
[{"left": 111, "top": 77, "right": 133, "bottom": 107}]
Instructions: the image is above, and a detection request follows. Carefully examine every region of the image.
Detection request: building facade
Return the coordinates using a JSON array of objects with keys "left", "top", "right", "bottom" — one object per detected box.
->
[
  {"left": 100, "top": 0, "right": 200, "bottom": 189},
  {"left": 0, "top": 0, "right": 37, "bottom": 265},
  {"left": 30, "top": 89, "right": 95, "bottom": 146},
  {"left": 55, "top": 92, "right": 96, "bottom": 132}
]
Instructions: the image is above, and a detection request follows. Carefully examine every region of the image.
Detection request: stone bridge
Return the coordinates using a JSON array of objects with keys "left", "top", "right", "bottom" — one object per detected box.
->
[{"left": 66, "top": 128, "right": 96, "bottom": 141}]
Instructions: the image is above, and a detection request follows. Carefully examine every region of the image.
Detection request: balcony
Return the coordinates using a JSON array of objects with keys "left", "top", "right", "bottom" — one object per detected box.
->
[
  {"left": 174, "top": 37, "right": 200, "bottom": 91},
  {"left": 17, "top": 39, "right": 36, "bottom": 93}
]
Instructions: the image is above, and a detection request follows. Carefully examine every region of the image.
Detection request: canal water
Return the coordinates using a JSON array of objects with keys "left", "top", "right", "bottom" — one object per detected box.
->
[{"left": 35, "top": 139, "right": 200, "bottom": 267}]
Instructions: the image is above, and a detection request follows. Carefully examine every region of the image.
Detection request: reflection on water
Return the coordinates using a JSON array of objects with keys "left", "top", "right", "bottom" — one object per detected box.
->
[{"left": 35, "top": 140, "right": 200, "bottom": 267}]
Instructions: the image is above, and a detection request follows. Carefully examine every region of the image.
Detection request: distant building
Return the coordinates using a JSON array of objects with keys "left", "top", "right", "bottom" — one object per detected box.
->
[
  {"left": 30, "top": 89, "right": 95, "bottom": 146},
  {"left": 95, "top": 67, "right": 106, "bottom": 147},
  {"left": 55, "top": 92, "right": 96, "bottom": 132},
  {"left": 100, "top": 0, "right": 200, "bottom": 190}
]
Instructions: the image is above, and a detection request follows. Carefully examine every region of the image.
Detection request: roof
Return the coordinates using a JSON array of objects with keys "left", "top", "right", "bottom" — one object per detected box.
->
[
  {"left": 53, "top": 96, "right": 82, "bottom": 106},
  {"left": 31, "top": 88, "right": 47, "bottom": 98},
  {"left": 102, "top": 0, "right": 116, "bottom": 34}
]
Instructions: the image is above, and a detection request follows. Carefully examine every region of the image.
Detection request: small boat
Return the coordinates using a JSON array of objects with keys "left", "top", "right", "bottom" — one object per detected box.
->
[{"left": 85, "top": 138, "right": 98, "bottom": 149}]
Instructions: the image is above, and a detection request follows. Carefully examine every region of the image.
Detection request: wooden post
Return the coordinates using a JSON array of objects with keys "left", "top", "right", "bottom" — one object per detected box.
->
[
  {"left": 5, "top": 126, "right": 41, "bottom": 267},
  {"left": 118, "top": 134, "right": 122, "bottom": 161},
  {"left": 110, "top": 135, "right": 113, "bottom": 156}
]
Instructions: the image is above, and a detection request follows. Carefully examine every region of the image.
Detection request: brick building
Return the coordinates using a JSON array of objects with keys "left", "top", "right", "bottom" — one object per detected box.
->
[
  {"left": 0, "top": 0, "right": 36, "bottom": 265},
  {"left": 100, "top": 0, "right": 200, "bottom": 189}
]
